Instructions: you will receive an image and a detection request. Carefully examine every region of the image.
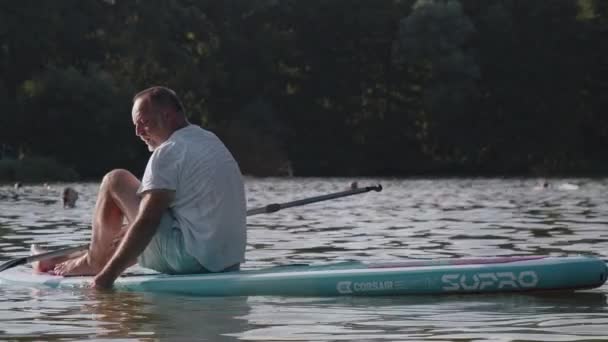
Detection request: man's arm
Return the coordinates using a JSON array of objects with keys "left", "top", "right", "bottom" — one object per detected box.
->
[{"left": 93, "top": 189, "right": 174, "bottom": 289}]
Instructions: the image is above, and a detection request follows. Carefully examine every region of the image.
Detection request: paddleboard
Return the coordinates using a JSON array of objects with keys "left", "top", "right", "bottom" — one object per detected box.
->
[{"left": 0, "top": 255, "right": 605, "bottom": 296}]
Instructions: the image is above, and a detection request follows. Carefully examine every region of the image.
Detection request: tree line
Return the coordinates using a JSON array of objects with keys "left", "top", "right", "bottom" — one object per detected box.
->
[{"left": 1, "top": 0, "right": 607, "bottom": 179}]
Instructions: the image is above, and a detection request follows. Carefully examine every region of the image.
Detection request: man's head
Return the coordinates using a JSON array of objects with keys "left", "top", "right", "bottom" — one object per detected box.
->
[{"left": 132, "top": 86, "right": 188, "bottom": 151}]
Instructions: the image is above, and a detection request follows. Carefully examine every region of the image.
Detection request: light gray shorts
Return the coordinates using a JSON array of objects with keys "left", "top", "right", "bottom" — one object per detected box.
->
[{"left": 138, "top": 212, "right": 207, "bottom": 275}]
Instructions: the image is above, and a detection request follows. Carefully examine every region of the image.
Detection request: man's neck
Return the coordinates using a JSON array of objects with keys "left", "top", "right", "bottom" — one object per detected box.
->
[{"left": 171, "top": 120, "right": 189, "bottom": 132}]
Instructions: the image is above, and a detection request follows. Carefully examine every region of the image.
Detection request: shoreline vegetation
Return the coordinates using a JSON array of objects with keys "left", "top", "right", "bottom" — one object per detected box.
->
[
  {"left": 1, "top": 154, "right": 608, "bottom": 184},
  {"left": 2, "top": 2, "right": 608, "bottom": 179},
  {"left": 0, "top": 157, "right": 79, "bottom": 183}
]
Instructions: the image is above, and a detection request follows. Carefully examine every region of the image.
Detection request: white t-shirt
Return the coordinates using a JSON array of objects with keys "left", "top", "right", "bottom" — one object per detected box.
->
[{"left": 137, "top": 125, "right": 247, "bottom": 272}]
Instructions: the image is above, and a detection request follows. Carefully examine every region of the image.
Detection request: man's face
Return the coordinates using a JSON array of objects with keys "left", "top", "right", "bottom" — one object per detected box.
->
[{"left": 132, "top": 98, "right": 169, "bottom": 151}]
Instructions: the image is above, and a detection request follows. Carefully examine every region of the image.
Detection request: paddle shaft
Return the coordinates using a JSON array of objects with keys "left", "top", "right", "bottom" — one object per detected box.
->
[
  {"left": 246, "top": 184, "right": 382, "bottom": 216},
  {"left": 0, "top": 184, "right": 382, "bottom": 272}
]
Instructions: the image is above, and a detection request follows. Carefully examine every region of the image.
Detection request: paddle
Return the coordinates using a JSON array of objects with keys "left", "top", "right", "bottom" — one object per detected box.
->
[
  {"left": 246, "top": 184, "right": 382, "bottom": 215},
  {"left": 0, "top": 184, "right": 382, "bottom": 272}
]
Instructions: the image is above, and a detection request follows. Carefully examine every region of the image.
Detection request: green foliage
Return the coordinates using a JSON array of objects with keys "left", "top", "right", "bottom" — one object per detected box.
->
[
  {"left": 100, "top": 0, "right": 216, "bottom": 124},
  {"left": 0, "top": 0, "right": 607, "bottom": 177},
  {"left": 18, "top": 65, "right": 139, "bottom": 177},
  {"left": 0, "top": 157, "right": 78, "bottom": 183},
  {"left": 394, "top": 0, "right": 481, "bottom": 164},
  {"left": 462, "top": 0, "right": 593, "bottom": 173}
]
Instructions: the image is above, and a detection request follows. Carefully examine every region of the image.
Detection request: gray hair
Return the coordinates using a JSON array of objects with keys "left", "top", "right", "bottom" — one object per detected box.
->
[{"left": 133, "top": 86, "right": 185, "bottom": 114}]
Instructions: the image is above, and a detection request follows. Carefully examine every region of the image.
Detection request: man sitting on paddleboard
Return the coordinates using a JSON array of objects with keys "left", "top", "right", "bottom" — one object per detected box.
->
[{"left": 34, "top": 86, "right": 247, "bottom": 289}]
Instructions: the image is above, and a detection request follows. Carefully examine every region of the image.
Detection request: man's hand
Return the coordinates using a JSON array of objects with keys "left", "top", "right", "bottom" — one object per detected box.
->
[{"left": 92, "top": 272, "right": 116, "bottom": 290}]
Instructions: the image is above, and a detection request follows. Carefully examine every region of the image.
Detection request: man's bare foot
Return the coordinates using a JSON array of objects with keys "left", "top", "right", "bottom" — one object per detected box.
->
[
  {"left": 30, "top": 244, "right": 61, "bottom": 274},
  {"left": 53, "top": 253, "right": 101, "bottom": 276}
]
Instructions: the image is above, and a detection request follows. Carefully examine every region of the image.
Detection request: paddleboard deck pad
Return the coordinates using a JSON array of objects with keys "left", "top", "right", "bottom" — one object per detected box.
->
[{"left": 0, "top": 256, "right": 605, "bottom": 296}]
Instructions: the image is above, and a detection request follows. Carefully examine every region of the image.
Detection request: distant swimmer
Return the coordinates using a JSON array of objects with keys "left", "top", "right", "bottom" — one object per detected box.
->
[
  {"left": 557, "top": 182, "right": 579, "bottom": 191},
  {"left": 532, "top": 179, "right": 550, "bottom": 190},
  {"left": 533, "top": 180, "right": 579, "bottom": 191},
  {"left": 62, "top": 187, "right": 79, "bottom": 208},
  {"left": 350, "top": 181, "right": 359, "bottom": 190}
]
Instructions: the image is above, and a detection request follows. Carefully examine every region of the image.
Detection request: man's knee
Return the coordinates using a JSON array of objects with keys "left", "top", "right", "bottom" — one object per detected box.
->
[{"left": 101, "top": 169, "right": 136, "bottom": 191}]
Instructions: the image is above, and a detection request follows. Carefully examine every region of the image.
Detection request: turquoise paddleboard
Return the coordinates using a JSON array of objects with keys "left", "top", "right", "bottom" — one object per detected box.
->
[{"left": 0, "top": 256, "right": 605, "bottom": 296}]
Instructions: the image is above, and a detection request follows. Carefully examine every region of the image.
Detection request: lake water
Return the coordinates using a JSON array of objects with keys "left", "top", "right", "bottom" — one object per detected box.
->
[{"left": 1, "top": 177, "right": 608, "bottom": 341}]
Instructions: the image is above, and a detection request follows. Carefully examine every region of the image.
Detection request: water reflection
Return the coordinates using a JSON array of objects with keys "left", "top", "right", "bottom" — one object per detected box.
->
[
  {"left": 236, "top": 292, "right": 608, "bottom": 341},
  {"left": 80, "top": 292, "right": 252, "bottom": 341},
  {"left": 2, "top": 178, "right": 608, "bottom": 340},
  {"left": 0, "top": 286, "right": 252, "bottom": 341}
]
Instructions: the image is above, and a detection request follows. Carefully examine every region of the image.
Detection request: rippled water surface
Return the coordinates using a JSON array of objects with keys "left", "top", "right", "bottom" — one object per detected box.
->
[{"left": 1, "top": 177, "right": 608, "bottom": 341}]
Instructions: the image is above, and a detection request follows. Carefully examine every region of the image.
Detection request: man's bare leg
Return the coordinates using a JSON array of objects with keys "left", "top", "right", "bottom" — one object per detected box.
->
[{"left": 52, "top": 169, "right": 141, "bottom": 276}]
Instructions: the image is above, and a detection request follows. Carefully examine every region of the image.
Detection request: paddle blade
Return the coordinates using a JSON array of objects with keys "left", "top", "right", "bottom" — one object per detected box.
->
[
  {"left": 0, "top": 258, "right": 26, "bottom": 272},
  {"left": 0, "top": 244, "right": 88, "bottom": 273}
]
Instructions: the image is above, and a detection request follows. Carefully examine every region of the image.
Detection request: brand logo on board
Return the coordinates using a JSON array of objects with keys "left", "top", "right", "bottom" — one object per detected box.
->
[
  {"left": 337, "top": 281, "right": 353, "bottom": 294},
  {"left": 337, "top": 280, "right": 394, "bottom": 294},
  {"left": 441, "top": 271, "right": 539, "bottom": 291}
]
